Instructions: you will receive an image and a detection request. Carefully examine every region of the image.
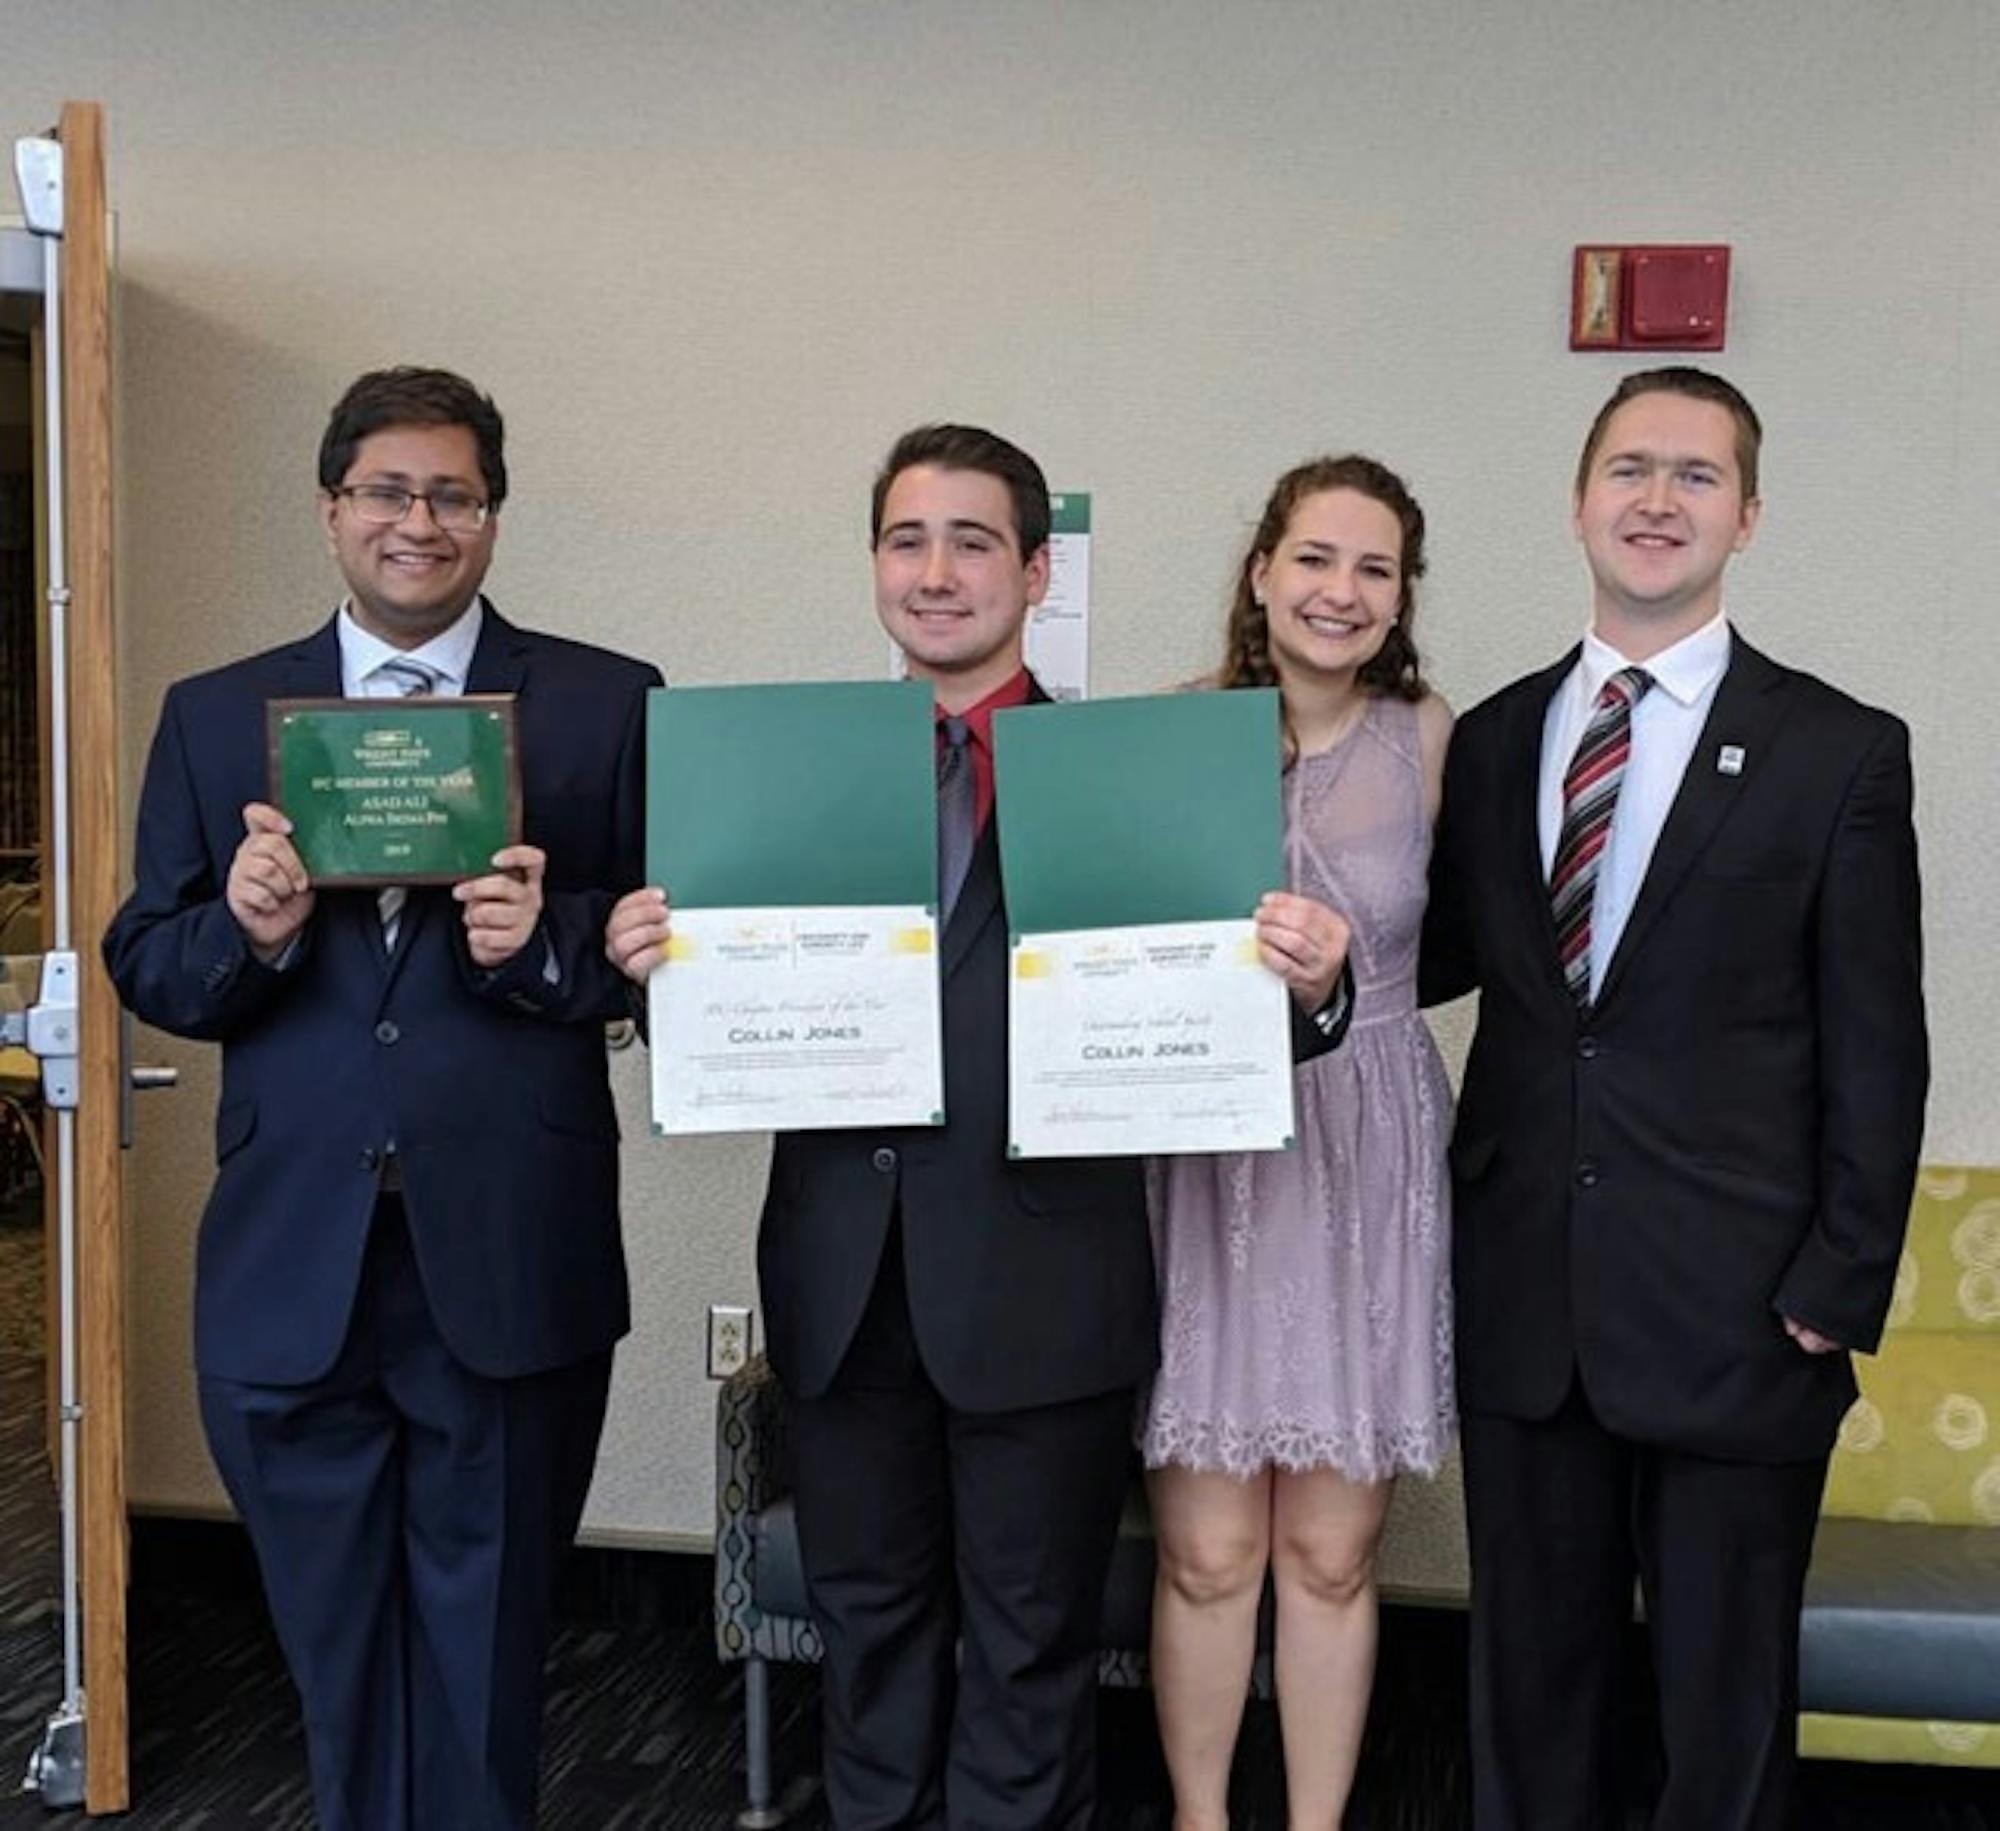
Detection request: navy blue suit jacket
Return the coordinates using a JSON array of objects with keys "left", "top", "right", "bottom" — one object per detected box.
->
[{"left": 105, "top": 606, "right": 662, "bottom": 1386}]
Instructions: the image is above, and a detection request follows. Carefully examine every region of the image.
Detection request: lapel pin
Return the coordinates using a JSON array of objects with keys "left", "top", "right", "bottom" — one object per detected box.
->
[{"left": 1716, "top": 744, "right": 1745, "bottom": 776}]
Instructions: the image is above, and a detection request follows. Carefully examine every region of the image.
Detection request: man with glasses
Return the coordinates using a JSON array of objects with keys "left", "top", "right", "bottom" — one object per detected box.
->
[{"left": 105, "top": 367, "right": 660, "bottom": 1830}]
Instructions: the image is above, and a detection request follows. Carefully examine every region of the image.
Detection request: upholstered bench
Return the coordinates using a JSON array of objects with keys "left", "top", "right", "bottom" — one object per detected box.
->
[
  {"left": 1798, "top": 1163, "right": 2000, "bottom": 1767},
  {"left": 712, "top": 1358, "right": 816, "bottom": 1828}
]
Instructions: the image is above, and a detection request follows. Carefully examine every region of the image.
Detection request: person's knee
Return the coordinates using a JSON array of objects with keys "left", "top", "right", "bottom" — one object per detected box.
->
[
  {"left": 1272, "top": 1529, "right": 1377, "bottom": 1609},
  {"left": 1156, "top": 1521, "right": 1269, "bottom": 1609}
]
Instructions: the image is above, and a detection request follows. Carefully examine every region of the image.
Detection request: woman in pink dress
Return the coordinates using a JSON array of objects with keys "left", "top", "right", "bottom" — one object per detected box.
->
[{"left": 1142, "top": 455, "right": 1455, "bottom": 1828}]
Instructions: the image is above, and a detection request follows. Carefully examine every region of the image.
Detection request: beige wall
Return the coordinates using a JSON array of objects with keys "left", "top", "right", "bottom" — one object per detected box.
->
[{"left": 5, "top": 1, "right": 1995, "bottom": 1581}]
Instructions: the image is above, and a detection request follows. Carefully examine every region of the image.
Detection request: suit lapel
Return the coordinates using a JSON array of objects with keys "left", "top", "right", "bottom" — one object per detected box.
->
[
  {"left": 1594, "top": 635, "right": 1791, "bottom": 1009},
  {"left": 276, "top": 616, "right": 344, "bottom": 698},
  {"left": 268, "top": 619, "right": 381, "bottom": 983},
  {"left": 941, "top": 821, "right": 1003, "bottom": 979},
  {"left": 464, "top": 599, "right": 530, "bottom": 697},
  {"left": 379, "top": 890, "right": 431, "bottom": 995},
  {"left": 1503, "top": 652, "right": 1579, "bottom": 1008}
]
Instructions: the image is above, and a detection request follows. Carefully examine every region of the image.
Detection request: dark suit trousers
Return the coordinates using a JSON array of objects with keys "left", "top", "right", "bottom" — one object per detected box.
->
[
  {"left": 199, "top": 1196, "right": 612, "bottom": 1831},
  {"left": 1462, "top": 1377, "right": 1828, "bottom": 1831},
  {"left": 790, "top": 1221, "right": 1135, "bottom": 1830}
]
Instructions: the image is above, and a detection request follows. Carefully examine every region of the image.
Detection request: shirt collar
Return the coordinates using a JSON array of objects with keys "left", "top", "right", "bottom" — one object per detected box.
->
[
  {"left": 1579, "top": 609, "right": 1731, "bottom": 710},
  {"left": 337, "top": 596, "right": 485, "bottom": 695},
  {"left": 936, "top": 666, "right": 1033, "bottom": 749}
]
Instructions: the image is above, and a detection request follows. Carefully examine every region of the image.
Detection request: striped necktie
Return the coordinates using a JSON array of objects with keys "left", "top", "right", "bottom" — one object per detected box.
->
[
  {"left": 374, "top": 657, "right": 442, "bottom": 945},
  {"left": 1549, "top": 666, "right": 1653, "bottom": 1007}
]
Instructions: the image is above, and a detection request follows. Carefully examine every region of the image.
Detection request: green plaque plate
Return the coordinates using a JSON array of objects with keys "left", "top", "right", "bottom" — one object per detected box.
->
[{"left": 268, "top": 695, "right": 521, "bottom": 886}]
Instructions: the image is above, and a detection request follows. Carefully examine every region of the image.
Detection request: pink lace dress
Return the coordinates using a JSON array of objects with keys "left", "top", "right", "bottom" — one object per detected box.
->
[{"left": 1140, "top": 695, "right": 1455, "bottom": 1481}]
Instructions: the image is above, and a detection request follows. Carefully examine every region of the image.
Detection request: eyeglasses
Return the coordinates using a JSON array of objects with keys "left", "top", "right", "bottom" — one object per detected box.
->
[{"left": 334, "top": 484, "right": 492, "bottom": 533}]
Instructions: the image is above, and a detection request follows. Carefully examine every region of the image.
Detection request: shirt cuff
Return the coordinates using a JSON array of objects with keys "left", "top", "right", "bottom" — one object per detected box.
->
[{"left": 1311, "top": 964, "right": 1353, "bottom": 1037}]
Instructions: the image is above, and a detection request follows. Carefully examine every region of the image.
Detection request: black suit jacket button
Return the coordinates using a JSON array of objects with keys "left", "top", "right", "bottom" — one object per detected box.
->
[
  {"left": 1575, "top": 1159, "right": 1601, "bottom": 1189},
  {"left": 871, "top": 1147, "right": 898, "bottom": 1174},
  {"left": 1576, "top": 1035, "right": 1600, "bottom": 1060},
  {"left": 374, "top": 1020, "right": 400, "bottom": 1046},
  {"left": 358, "top": 1147, "right": 380, "bottom": 1172}
]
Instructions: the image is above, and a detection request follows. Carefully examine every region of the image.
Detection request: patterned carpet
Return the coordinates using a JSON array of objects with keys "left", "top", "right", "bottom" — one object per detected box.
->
[
  {"left": 1, "top": 1193, "right": 1995, "bottom": 1826},
  {"left": 0, "top": 1191, "right": 42, "bottom": 1361}
]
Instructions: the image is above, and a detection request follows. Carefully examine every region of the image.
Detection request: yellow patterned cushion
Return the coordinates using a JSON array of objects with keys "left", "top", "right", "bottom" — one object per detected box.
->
[
  {"left": 1886, "top": 1166, "right": 2000, "bottom": 1336},
  {"left": 1824, "top": 1334, "right": 2000, "bottom": 1524},
  {"left": 1825, "top": 1165, "right": 2000, "bottom": 1524},
  {"left": 1800, "top": 1711, "right": 2000, "bottom": 1767},
  {"left": 1810, "top": 1166, "right": 2000, "bottom": 1766}
]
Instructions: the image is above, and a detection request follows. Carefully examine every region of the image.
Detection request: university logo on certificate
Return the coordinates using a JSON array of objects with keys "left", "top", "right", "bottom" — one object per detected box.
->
[{"left": 644, "top": 681, "right": 944, "bottom": 1136}]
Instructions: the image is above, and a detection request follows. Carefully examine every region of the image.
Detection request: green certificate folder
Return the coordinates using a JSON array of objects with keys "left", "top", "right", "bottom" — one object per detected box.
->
[
  {"left": 645, "top": 680, "right": 947, "bottom": 1137},
  {"left": 997, "top": 690, "right": 1294, "bottom": 1160},
  {"left": 992, "top": 689, "right": 1283, "bottom": 934},
  {"left": 647, "top": 681, "right": 936, "bottom": 908}
]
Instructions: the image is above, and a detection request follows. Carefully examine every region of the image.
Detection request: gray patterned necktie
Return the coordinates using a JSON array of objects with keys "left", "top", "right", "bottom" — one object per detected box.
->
[
  {"left": 374, "top": 657, "right": 442, "bottom": 946},
  {"left": 936, "top": 716, "right": 976, "bottom": 924}
]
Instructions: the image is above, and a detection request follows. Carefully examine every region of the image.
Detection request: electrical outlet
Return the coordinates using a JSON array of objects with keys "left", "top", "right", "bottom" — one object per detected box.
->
[{"left": 707, "top": 1303, "right": 753, "bottom": 1380}]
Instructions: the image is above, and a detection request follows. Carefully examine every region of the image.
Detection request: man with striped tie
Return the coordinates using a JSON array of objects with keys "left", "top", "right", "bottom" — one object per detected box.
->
[
  {"left": 105, "top": 367, "right": 661, "bottom": 1829},
  {"left": 1422, "top": 368, "right": 1928, "bottom": 1831}
]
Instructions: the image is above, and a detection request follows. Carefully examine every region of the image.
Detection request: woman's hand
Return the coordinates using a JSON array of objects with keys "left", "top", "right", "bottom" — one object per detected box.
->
[{"left": 1256, "top": 891, "right": 1351, "bottom": 1014}]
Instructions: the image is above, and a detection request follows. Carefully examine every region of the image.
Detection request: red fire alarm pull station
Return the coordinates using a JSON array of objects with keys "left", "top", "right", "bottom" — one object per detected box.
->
[{"left": 1571, "top": 245, "right": 1730, "bottom": 351}]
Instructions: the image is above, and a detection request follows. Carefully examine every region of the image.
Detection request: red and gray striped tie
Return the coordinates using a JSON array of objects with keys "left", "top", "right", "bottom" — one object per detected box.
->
[{"left": 1549, "top": 666, "right": 1653, "bottom": 1007}]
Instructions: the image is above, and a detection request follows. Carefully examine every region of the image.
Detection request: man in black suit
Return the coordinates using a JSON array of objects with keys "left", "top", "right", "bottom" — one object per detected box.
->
[
  {"left": 1422, "top": 367, "right": 1928, "bottom": 1830},
  {"left": 105, "top": 368, "right": 660, "bottom": 1830},
  {"left": 609, "top": 424, "right": 1353, "bottom": 1827}
]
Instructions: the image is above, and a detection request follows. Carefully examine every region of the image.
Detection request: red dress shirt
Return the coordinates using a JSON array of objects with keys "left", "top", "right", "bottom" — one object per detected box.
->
[{"left": 937, "top": 667, "right": 1032, "bottom": 834}]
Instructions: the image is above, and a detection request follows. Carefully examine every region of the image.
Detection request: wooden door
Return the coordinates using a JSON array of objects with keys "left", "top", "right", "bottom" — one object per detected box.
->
[{"left": 50, "top": 98, "right": 128, "bottom": 1815}]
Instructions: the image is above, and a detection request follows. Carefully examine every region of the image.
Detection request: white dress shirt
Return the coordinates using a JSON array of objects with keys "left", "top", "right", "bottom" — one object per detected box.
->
[
  {"left": 337, "top": 596, "right": 484, "bottom": 699},
  {"left": 1537, "top": 611, "right": 1732, "bottom": 999}
]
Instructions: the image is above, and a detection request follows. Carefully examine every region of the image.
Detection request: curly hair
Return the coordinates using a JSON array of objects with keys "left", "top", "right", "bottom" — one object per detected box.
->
[{"left": 1217, "top": 455, "right": 1429, "bottom": 755}]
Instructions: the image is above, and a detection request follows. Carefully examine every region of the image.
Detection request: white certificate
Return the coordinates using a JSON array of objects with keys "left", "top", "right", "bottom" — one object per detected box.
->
[
  {"left": 649, "top": 905, "right": 943, "bottom": 1135},
  {"left": 1007, "top": 917, "right": 1295, "bottom": 1158}
]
